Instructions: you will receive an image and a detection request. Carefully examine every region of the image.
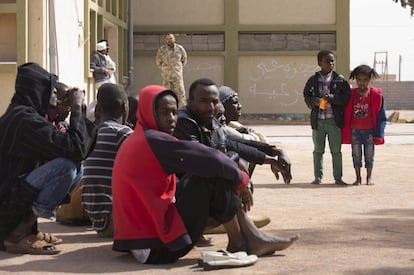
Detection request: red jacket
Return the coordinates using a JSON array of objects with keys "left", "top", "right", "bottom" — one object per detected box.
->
[{"left": 342, "top": 87, "right": 386, "bottom": 145}]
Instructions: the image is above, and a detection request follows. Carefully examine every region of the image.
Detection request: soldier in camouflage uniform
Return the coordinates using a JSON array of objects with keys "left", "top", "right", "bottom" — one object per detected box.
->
[{"left": 156, "top": 34, "right": 188, "bottom": 107}]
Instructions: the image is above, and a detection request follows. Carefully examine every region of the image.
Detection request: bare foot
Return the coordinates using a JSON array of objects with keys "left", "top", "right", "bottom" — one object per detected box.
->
[
  {"left": 247, "top": 234, "right": 300, "bottom": 256},
  {"left": 226, "top": 242, "right": 247, "bottom": 253},
  {"left": 353, "top": 177, "right": 361, "bottom": 186}
]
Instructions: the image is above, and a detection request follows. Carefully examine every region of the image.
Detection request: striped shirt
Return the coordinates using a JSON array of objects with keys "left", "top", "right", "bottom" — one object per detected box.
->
[{"left": 80, "top": 119, "right": 133, "bottom": 231}]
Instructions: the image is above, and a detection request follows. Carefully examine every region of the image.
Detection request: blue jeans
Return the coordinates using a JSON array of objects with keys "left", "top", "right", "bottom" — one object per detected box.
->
[
  {"left": 312, "top": 118, "right": 343, "bottom": 180},
  {"left": 25, "top": 158, "right": 83, "bottom": 219},
  {"left": 351, "top": 128, "right": 374, "bottom": 169}
]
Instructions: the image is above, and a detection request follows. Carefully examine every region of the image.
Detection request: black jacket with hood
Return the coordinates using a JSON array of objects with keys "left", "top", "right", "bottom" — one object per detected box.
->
[{"left": 0, "top": 62, "right": 96, "bottom": 249}]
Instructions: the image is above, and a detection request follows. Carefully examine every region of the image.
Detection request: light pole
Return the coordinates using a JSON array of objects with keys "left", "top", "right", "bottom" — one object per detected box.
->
[{"left": 398, "top": 55, "right": 402, "bottom": 82}]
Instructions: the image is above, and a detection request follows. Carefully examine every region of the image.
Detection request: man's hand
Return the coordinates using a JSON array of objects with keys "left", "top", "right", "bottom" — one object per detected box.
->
[
  {"left": 277, "top": 150, "right": 291, "bottom": 171},
  {"left": 270, "top": 164, "right": 280, "bottom": 180},
  {"left": 268, "top": 154, "right": 292, "bottom": 184},
  {"left": 264, "top": 150, "right": 292, "bottom": 184},
  {"left": 278, "top": 158, "right": 292, "bottom": 184},
  {"left": 313, "top": 97, "right": 321, "bottom": 107},
  {"left": 237, "top": 126, "right": 253, "bottom": 134},
  {"left": 238, "top": 186, "right": 253, "bottom": 212},
  {"left": 279, "top": 161, "right": 292, "bottom": 184}
]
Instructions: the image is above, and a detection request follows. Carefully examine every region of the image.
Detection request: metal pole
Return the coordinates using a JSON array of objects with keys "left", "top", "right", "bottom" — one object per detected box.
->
[
  {"left": 125, "top": 0, "right": 134, "bottom": 95},
  {"left": 49, "top": 0, "right": 58, "bottom": 75},
  {"left": 398, "top": 55, "right": 402, "bottom": 82}
]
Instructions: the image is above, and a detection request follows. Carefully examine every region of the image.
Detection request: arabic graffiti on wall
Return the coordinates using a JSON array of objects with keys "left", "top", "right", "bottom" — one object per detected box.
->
[{"left": 240, "top": 57, "right": 318, "bottom": 113}]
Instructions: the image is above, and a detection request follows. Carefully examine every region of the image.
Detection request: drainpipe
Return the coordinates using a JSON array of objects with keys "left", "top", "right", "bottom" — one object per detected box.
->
[
  {"left": 398, "top": 55, "right": 402, "bottom": 82},
  {"left": 125, "top": 0, "right": 134, "bottom": 95},
  {"left": 49, "top": 0, "right": 58, "bottom": 75}
]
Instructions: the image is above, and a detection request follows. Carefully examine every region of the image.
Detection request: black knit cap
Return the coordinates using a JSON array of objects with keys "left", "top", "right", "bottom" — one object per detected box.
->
[{"left": 218, "top": 85, "right": 236, "bottom": 104}]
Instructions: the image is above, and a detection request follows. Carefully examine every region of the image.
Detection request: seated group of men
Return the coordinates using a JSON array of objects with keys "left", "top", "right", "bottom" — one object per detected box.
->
[{"left": 0, "top": 63, "right": 298, "bottom": 266}]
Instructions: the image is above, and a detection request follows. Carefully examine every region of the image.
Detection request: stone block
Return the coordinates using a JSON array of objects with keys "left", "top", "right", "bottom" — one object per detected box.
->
[
  {"left": 271, "top": 34, "right": 287, "bottom": 50},
  {"left": 208, "top": 34, "right": 224, "bottom": 43},
  {"left": 178, "top": 35, "right": 192, "bottom": 44},
  {"left": 134, "top": 43, "right": 145, "bottom": 51},
  {"left": 144, "top": 43, "right": 160, "bottom": 51},
  {"left": 208, "top": 43, "right": 224, "bottom": 51},
  {"left": 192, "top": 35, "right": 208, "bottom": 44},
  {"left": 320, "top": 42, "right": 336, "bottom": 50},
  {"left": 143, "top": 34, "right": 160, "bottom": 43},
  {"left": 287, "top": 34, "right": 305, "bottom": 50},
  {"left": 192, "top": 43, "right": 209, "bottom": 51},
  {"left": 252, "top": 34, "right": 273, "bottom": 50},
  {"left": 304, "top": 34, "right": 319, "bottom": 50},
  {"left": 320, "top": 33, "right": 336, "bottom": 43},
  {"left": 133, "top": 35, "right": 145, "bottom": 43}
]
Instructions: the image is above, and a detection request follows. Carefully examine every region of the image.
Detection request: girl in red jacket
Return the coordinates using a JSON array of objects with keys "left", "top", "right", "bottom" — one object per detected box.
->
[{"left": 342, "top": 65, "right": 387, "bottom": 186}]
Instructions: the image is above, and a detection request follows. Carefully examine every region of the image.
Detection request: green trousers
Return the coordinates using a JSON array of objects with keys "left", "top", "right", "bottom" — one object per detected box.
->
[{"left": 312, "top": 118, "right": 343, "bottom": 180}]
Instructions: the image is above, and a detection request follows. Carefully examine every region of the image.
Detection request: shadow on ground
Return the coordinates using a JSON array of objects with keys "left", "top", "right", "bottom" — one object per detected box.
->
[{"left": 0, "top": 207, "right": 413, "bottom": 274}]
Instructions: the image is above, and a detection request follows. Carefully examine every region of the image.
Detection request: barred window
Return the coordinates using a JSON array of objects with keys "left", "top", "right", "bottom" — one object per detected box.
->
[
  {"left": 239, "top": 32, "right": 336, "bottom": 51},
  {"left": 134, "top": 33, "right": 225, "bottom": 51}
]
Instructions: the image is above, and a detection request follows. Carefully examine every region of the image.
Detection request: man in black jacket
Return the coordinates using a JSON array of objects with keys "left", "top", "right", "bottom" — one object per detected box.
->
[
  {"left": 0, "top": 62, "right": 96, "bottom": 254},
  {"left": 173, "top": 78, "right": 292, "bottom": 185},
  {"left": 173, "top": 78, "right": 298, "bottom": 255}
]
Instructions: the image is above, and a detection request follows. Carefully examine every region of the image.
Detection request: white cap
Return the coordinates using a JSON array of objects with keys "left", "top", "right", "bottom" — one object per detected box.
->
[{"left": 96, "top": 41, "right": 107, "bottom": 51}]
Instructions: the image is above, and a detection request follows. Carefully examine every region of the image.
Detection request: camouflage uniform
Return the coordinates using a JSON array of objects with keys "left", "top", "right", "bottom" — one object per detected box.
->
[{"left": 156, "top": 43, "right": 187, "bottom": 107}]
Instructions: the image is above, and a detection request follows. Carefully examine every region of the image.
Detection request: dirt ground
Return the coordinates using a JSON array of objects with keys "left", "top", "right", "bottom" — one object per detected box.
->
[{"left": 1, "top": 124, "right": 413, "bottom": 274}]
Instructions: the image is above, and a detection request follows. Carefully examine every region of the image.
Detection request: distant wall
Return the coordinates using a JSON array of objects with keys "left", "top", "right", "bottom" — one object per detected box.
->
[
  {"left": 365, "top": 81, "right": 414, "bottom": 110},
  {"left": 0, "top": 72, "right": 15, "bottom": 115}
]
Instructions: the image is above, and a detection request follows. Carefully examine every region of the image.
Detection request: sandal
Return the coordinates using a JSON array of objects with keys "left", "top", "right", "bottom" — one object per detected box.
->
[
  {"left": 37, "top": 231, "right": 63, "bottom": 245},
  {"left": 195, "top": 235, "right": 213, "bottom": 247},
  {"left": 4, "top": 234, "right": 61, "bottom": 255}
]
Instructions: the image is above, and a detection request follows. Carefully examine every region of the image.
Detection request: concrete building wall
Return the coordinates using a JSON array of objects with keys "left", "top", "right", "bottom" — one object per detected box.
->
[
  {"left": 0, "top": 14, "right": 17, "bottom": 62},
  {"left": 27, "top": 0, "right": 48, "bottom": 66},
  {"left": 0, "top": 0, "right": 128, "bottom": 115},
  {"left": 239, "top": 0, "right": 336, "bottom": 25},
  {"left": 239, "top": 56, "right": 318, "bottom": 113},
  {"left": 0, "top": 10, "right": 16, "bottom": 113},
  {"left": 133, "top": 0, "right": 350, "bottom": 115},
  {"left": 0, "top": 0, "right": 86, "bottom": 115},
  {"left": 54, "top": 0, "right": 85, "bottom": 87},
  {"left": 0, "top": 73, "right": 15, "bottom": 113},
  {"left": 134, "top": 0, "right": 224, "bottom": 25}
]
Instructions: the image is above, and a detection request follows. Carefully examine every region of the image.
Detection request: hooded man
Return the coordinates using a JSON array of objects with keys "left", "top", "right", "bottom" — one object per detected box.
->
[
  {"left": 0, "top": 62, "right": 96, "bottom": 254},
  {"left": 112, "top": 85, "right": 249, "bottom": 264}
]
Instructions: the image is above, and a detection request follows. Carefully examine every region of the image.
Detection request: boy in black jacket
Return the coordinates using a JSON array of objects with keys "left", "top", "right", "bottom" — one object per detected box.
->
[{"left": 303, "top": 50, "right": 350, "bottom": 185}]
